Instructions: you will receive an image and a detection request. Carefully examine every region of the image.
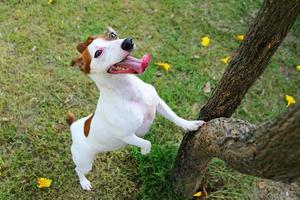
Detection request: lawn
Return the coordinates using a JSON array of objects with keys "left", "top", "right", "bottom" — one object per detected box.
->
[{"left": 0, "top": 0, "right": 299, "bottom": 200}]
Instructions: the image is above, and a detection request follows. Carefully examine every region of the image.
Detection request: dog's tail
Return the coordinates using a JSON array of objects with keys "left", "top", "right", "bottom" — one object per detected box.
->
[{"left": 66, "top": 111, "right": 75, "bottom": 127}]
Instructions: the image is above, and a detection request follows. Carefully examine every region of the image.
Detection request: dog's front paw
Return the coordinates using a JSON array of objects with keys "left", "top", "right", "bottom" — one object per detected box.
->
[
  {"left": 80, "top": 179, "right": 92, "bottom": 191},
  {"left": 182, "top": 120, "right": 205, "bottom": 131},
  {"left": 141, "top": 141, "right": 151, "bottom": 155}
]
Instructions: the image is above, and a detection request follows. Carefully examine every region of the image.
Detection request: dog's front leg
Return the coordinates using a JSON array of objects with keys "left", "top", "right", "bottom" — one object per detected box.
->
[
  {"left": 122, "top": 135, "right": 151, "bottom": 155},
  {"left": 157, "top": 98, "right": 205, "bottom": 131}
]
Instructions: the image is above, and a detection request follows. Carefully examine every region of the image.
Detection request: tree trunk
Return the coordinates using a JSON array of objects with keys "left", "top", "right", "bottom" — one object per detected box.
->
[{"left": 172, "top": 0, "right": 300, "bottom": 198}]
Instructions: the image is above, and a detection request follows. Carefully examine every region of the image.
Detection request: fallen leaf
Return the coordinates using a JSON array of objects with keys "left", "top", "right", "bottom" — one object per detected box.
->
[
  {"left": 296, "top": 65, "right": 300, "bottom": 72},
  {"left": 155, "top": 62, "right": 171, "bottom": 71},
  {"left": 48, "top": 0, "right": 54, "bottom": 4},
  {"left": 37, "top": 177, "right": 52, "bottom": 188},
  {"left": 193, "top": 191, "right": 202, "bottom": 197},
  {"left": 193, "top": 187, "right": 208, "bottom": 198},
  {"left": 234, "top": 34, "right": 244, "bottom": 41},
  {"left": 220, "top": 56, "right": 230, "bottom": 64},
  {"left": 203, "top": 82, "right": 211, "bottom": 93},
  {"left": 285, "top": 95, "right": 296, "bottom": 107},
  {"left": 200, "top": 36, "right": 210, "bottom": 47}
]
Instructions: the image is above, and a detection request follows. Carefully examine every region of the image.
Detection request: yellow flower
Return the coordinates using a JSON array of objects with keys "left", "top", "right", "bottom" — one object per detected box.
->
[
  {"left": 193, "top": 191, "right": 202, "bottom": 197},
  {"left": 285, "top": 95, "right": 296, "bottom": 107},
  {"left": 37, "top": 177, "right": 52, "bottom": 188},
  {"left": 235, "top": 34, "right": 244, "bottom": 41},
  {"left": 200, "top": 36, "right": 210, "bottom": 47},
  {"left": 48, "top": 0, "right": 54, "bottom": 4},
  {"left": 155, "top": 62, "right": 171, "bottom": 71},
  {"left": 221, "top": 56, "right": 231, "bottom": 64},
  {"left": 296, "top": 65, "right": 300, "bottom": 72}
]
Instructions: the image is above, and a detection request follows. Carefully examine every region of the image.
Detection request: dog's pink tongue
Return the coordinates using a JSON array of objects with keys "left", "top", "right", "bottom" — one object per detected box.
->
[{"left": 117, "top": 54, "right": 151, "bottom": 74}]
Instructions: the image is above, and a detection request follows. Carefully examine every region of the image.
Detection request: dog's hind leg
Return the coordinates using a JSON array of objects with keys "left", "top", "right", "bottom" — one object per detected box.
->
[
  {"left": 71, "top": 145, "right": 95, "bottom": 190},
  {"left": 156, "top": 98, "right": 205, "bottom": 131}
]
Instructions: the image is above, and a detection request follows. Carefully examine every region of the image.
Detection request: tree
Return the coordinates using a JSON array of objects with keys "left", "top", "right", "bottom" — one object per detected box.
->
[{"left": 171, "top": 0, "right": 300, "bottom": 198}]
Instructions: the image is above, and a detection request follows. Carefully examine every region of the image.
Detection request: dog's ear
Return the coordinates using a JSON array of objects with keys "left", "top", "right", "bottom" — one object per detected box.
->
[
  {"left": 72, "top": 36, "right": 95, "bottom": 73},
  {"left": 70, "top": 50, "right": 91, "bottom": 74},
  {"left": 76, "top": 36, "right": 96, "bottom": 53},
  {"left": 106, "top": 26, "right": 118, "bottom": 40}
]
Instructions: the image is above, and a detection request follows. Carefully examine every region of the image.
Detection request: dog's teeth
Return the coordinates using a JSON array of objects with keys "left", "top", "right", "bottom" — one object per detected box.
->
[{"left": 112, "top": 65, "right": 129, "bottom": 71}]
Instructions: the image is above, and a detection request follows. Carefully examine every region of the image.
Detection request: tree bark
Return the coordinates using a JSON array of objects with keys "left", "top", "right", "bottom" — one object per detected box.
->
[
  {"left": 172, "top": 103, "right": 300, "bottom": 197},
  {"left": 172, "top": 0, "right": 300, "bottom": 198}
]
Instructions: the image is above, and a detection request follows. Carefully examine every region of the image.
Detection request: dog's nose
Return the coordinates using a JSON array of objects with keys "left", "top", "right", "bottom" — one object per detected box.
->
[{"left": 121, "top": 38, "right": 134, "bottom": 51}]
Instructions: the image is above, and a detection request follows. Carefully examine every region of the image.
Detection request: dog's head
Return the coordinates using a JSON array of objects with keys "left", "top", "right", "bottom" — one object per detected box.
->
[{"left": 71, "top": 27, "right": 151, "bottom": 75}]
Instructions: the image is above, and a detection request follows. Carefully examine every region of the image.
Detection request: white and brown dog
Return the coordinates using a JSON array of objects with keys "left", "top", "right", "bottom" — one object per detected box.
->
[{"left": 68, "top": 28, "right": 205, "bottom": 190}]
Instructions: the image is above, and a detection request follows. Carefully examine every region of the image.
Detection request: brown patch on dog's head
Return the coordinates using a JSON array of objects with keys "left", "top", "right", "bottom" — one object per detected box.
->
[
  {"left": 84, "top": 113, "right": 94, "bottom": 137},
  {"left": 76, "top": 36, "right": 96, "bottom": 54},
  {"left": 71, "top": 27, "right": 119, "bottom": 74},
  {"left": 71, "top": 36, "right": 95, "bottom": 74},
  {"left": 70, "top": 50, "right": 91, "bottom": 74}
]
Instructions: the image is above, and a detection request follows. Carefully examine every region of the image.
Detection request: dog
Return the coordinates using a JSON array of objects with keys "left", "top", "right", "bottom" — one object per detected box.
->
[{"left": 68, "top": 27, "right": 205, "bottom": 190}]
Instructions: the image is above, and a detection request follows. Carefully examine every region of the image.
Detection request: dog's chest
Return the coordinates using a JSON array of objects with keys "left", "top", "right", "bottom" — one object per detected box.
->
[
  {"left": 126, "top": 93, "right": 156, "bottom": 136},
  {"left": 133, "top": 97, "right": 156, "bottom": 120},
  {"left": 101, "top": 83, "right": 158, "bottom": 132},
  {"left": 128, "top": 89, "right": 157, "bottom": 121},
  {"left": 129, "top": 85, "right": 158, "bottom": 133}
]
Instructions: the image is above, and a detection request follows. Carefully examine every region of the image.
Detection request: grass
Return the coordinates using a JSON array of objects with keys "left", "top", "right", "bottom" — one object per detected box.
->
[
  {"left": 0, "top": 0, "right": 299, "bottom": 199},
  {"left": 130, "top": 144, "right": 179, "bottom": 200}
]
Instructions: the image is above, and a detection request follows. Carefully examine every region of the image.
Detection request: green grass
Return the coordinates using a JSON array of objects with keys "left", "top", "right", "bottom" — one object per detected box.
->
[
  {"left": 0, "top": 0, "right": 299, "bottom": 199},
  {"left": 131, "top": 144, "right": 179, "bottom": 200}
]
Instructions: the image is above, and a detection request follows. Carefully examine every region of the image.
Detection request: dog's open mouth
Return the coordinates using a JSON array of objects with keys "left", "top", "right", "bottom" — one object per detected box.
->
[{"left": 108, "top": 54, "right": 151, "bottom": 74}]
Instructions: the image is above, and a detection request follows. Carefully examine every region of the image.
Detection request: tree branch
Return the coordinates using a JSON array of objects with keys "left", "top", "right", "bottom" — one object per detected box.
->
[{"left": 172, "top": 103, "right": 300, "bottom": 197}]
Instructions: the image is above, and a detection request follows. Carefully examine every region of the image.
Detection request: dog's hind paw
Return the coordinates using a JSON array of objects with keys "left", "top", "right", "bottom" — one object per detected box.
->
[
  {"left": 141, "top": 141, "right": 151, "bottom": 155},
  {"left": 181, "top": 120, "right": 205, "bottom": 131},
  {"left": 80, "top": 179, "right": 92, "bottom": 191}
]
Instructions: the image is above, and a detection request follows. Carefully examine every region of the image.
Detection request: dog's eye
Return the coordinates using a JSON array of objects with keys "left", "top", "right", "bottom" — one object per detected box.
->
[{"left": 94, "top": 49, "right": 103, "bottom": 58}]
